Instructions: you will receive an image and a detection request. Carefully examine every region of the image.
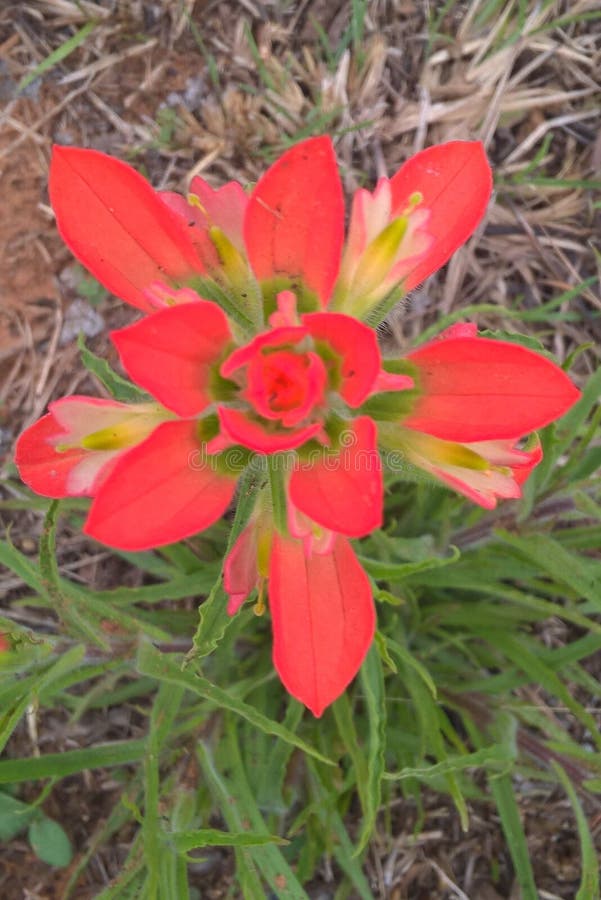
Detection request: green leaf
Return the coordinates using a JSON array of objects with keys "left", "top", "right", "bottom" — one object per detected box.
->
[
  {"left": 28, "top": 817, "right": 73, "bottom": 867},
  {"left": 553, "top": 365, "right": 601, "bottom": 462},
  {"left": 399, "top": 662, "right": 469, "bottom": 828},
  {"left": 171, "top": 828, "right": 287, "bottom": 852},
  {"left": 78, "top": 334, "right": 149, "bottom": 403},
  {"left": 478, "top": 329, "right": 545, "bottom": 352},
  {"left": 17, "top": 21, "right": 96, "bottom": 92},
  {"left": 385, "top": 637, "right": 437, "bottom": 698},
  {"left": 496, "top": 531, "right": 601, "bottom": 608},
  {"left": 198, "top": 737, "right": 308, "bottom": 899},
  {"left": 358, "top": 545, "right": 460, "bottom": 580},
  {"left": 306, "top": 761, "right": 375, "bottom": 900},
  {"left": 0, "top": 645, "right": 86, "bottom": 754},
  {"left": 355, "top": 646, "right": 386, "bottom": 853},
  {"left": 191, "top": 466, "right": 264, "bottom": 659},
  {"left": 552, "top": 762, "right": 600, "bottom": 900},
  {"left": 489, "top": 773, "right": 538, "bottom": 900},
  {"left": 137, "top": 642, "right": 334, "bottom": 766},
  {"left": 332, "top": 692, "right": 369, "bottom": 804},
  {"left": 384, "top": 746, "right": 509, "bottom": 781},
  {"left": 39, "top": 501, "right": 109, "bottom": 647},
  {"left": 485, "top": 633, "right": 601, "bottom": 751},
  {"left": 0, "top": 740, "right": 147, "bottom": 784},
  {"left": 0, "top": 792, "right": 36, "bottom": 840}
]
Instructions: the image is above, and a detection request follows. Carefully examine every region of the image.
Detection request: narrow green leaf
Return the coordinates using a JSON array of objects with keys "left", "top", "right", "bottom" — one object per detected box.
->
[
  {"left": 255, "top": 698, "right": 304, "bottom": 813},
  {"left": 198, "top": 738, "right": 308, "bottom": 898},
  {"left": 489, "top": 773, "right": 538, "bottom": 900},
  {"left": 191, "top": 466, "right": 263, "bottom": 658},
  {"left": 0, "top": 645, "right": 86, "bottom": 754},
  {"left": 196, "top": 743, "right": 266, "bottom": 896},
  {"left": 552, "top": 762, "right": 600, "bottom": 900},
  {"left": 0, "top": 536, "right": 46, "bottom": 594},
  {"left": 81, "top": 570, "right": 220, "bottom": 607},
  {"left": 0, "top": 792, "right": 37, "bottom": 840},
  {"left": 496, "top": 531, "right": 601, "bottom": 608},
  {"left": 486, "top": 633, "right": 601, "bottom": 751},
  {"left": 0, "top": 740, "right": 147, "bottom": 783},
  {"left": 400, "top": 664, "right": 469, "bottom": 829},
  {"left": 385, "top": 636, "right": 437, "bottom": 698},
  {"left": 18, "top": 21, "right": 96, "bottom": 92},
  {"left": 137, "top": 642, "right": 334, "bottom": 766},
  {"left": 28, "top": 817, "right": 73, "bottom": 867},
  {"left": 384, "top": 746, "right": 509, "bottom": 781},
  {"left": 332, "top": 693, "right": 369, "bottom": 809},
  {"left": 171, "top": 828, "right": 287, "bottom": 851},
  {"left": 40, "top": 501, "right": 109, "bottom": 647},
  {"left": 58, "top": 578, "right": 171, "bottom": 641},
  {"left": 355, "top": 646, "right": 386, "bottom": 853},
  {"left": 307, "top": 761, "right": 374, "bottom": 900},
  {"left": 78, "top": 334, "right": 149, "bottom": 403},
  {"left": 358, "top": 545, "right": 460, "bottom": 580}
]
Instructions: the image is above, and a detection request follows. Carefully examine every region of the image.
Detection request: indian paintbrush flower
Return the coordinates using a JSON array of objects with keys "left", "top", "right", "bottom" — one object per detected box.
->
[{"left": 15, "top": 137, "right": 580, "bottom": 716}]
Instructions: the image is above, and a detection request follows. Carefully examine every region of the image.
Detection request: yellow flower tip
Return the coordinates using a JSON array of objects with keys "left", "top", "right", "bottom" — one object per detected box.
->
[
  {"left": 257, "top": 528, "right": 273, "bottom": 580},
  {"left": 253, "top": 582, "right": 266, "bottom": 616},
  {"left": 81, "top": 413, "right": 162, "bottom": 451},
  {"left": 348, "top": 215, "right": 409, "bottom": 300},
  {"left": 187, "top": 193, "right": 208, "bottom": 215},
  {"left": 403, "top": 431, "right": 489, "bottom": 472},
  {"left": 209, "top": 226, "right": 248, "bottom": 279},
  {"left": 436, "top": 443, "right": 490, "bottom": 471}
]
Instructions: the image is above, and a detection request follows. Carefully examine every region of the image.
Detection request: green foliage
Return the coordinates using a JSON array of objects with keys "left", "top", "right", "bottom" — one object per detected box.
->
[
  {"left": 4, "top": 362, "right": 600, "bottom": 894},
  {"left": 78, "top": 335, "right": 150, "bottom": 403},
  {"left": 0, "top": 791, "right": 72, "bottom": 867}
]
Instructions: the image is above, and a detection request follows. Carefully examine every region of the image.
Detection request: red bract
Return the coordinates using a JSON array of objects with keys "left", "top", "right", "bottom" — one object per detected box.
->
[
  {"left": 49, "top": 148, "right": 210, "bottom": 312},
  {"left": 389, "top": 141, "right": 492, "bottom": 292},
  {"left": 403, "top": 326, "right": 580, "bottom": 442},
  {"left": 244, "top": 137, "right": 345, "bottom": 305},
  {"left": 17, "top": 136, "right": 582, "bottom": 715},
  {"left": 16, "top": 397, "right": 168, "bottom": 497},
  {"left": 269, "top": 532, "right": 375, "bottom": 718},
  {"left": 84, "top": 421, "right": 238, "bottom": 551}
]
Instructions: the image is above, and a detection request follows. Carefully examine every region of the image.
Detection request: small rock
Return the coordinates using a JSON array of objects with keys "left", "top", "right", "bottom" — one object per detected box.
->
[{"left": 59, "top": 299, "right": 105, "bottom": 346}]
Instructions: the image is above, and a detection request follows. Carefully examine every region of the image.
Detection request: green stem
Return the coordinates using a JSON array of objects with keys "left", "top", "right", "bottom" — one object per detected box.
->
[{"left": 267, "top": 456, "right": 288, "bottom": 536}]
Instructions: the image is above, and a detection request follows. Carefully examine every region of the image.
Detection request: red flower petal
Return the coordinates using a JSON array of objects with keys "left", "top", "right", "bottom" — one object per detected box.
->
[
  {"left": 220, "top": 326, "right": 307, "bottom": 378},
  {"left": 405, "top": 336, "right": 581, "bottom": 442},
  {"left": 158, "top": 191, "right": 220, "bottom": 269},
  {"left": 223, "top": 523, "right": 259, "bottom": 615},
  {"left": 15, "top": 413, "right": 93, "bottom": 497},
  {"left": 218, "top": 407, "right": 322, "bottom": 453},
  {"left": 50, "top": 147, "right": 206, "bottom": 312},
  {"left": 111, "top": 302, "right": 232, "bottom": 417},
  {"left": 188, "top": 176, "right": 248, "bottom": 251},
  {"left": 84, "top": 421, "right": 236, "bottom": 550},
  {"left": 270, "top": 533, "right": 375, "bottom": 717},
  {"left": 390, "top": 141, "right": 492, "bottom": 291},
  {"left": 244, "top": 137, "right": 344, "bottom": 305},
  {"left": 14, "top": 397, "right": 138, "bottom": 497},
  {"left": 289, "top": 416, "right": 382, "bottom": 536},
  {"left": 303, "top": 312, "right": 381, "bottom": 406},
  {"left": 245, "top": 349, "right": 327, "bottom": 427}
]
